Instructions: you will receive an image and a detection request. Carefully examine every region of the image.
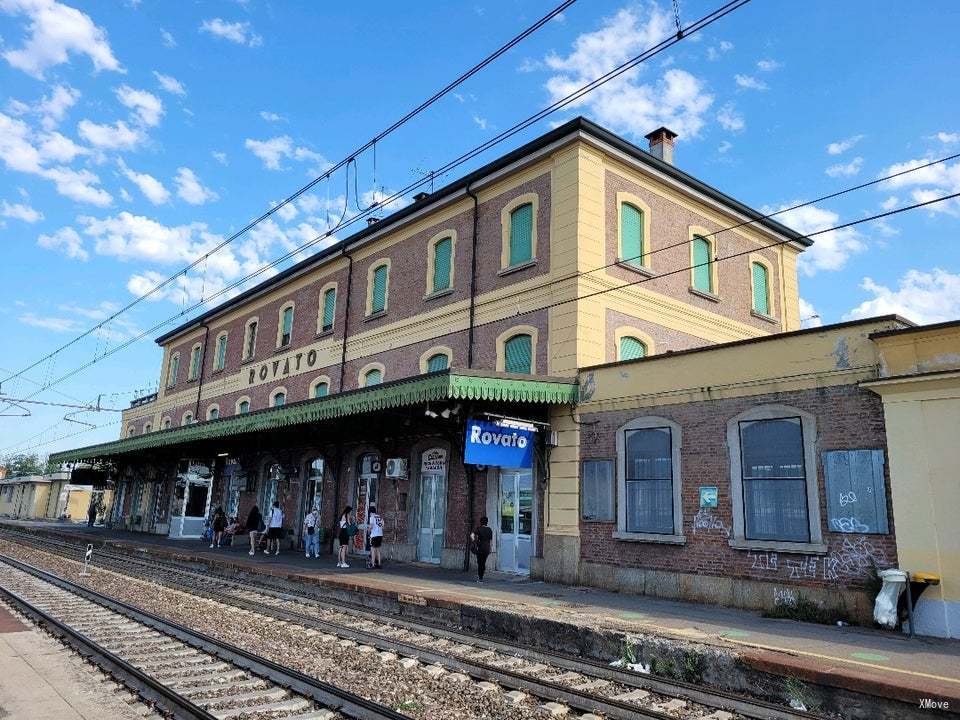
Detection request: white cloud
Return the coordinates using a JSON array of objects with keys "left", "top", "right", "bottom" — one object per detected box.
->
[
  {"left": 716, "top": 102, "right": 744, "bottom": 132},
  {"left": 160, "top": 28, "right": 176, "bottom": 48},
  {"left": 766, "top": 202, "right": 866, "bottom": 276},
  {"left": 825, "top": 156, "right": 863, "bottom": 178},
  {"left": 878, "top": 156, "right": 960, "bottom": 216},
  {"left": 19, "top": 312, "right": 82, "bottom": 332},
  {"left": 115, "top": 85, "right": 163, "bottom": 127},
  {"left": 245, "top": 135, "right": 327, "bottom": 171},
  {"left": 719, "top": 40, "right": 733, "bottom": 51},
  {"left": 717, "top": 140, "right": 732, "bottom": 154},
  {"left": 0, "top": 0, "right": 122, "bottom": 78},
  {"left": 706, "top": 40, "right": 732, "bottom": 61},
  {"left": 174, "top": 167, "right": 218, "bottom": 205},
  {"left": 119, "top": 187, "right": 132, "bottom": 202},
  {"left": 826, "top": 134, "right": 864, "bottom": 155},
  {"left": 119, "top": 160, "right": 169, "bottom": 204},
  {"left": 259, "top": 110, "right": 283, "bottom": 122},
  {"left": 734, "top": 73, "right": 767, "bottom": 91},
  {"left": 1, "top": 200, "right": 42, "bottom": 222},
  {"left": 756, "top": 59, "right": 780, "bottom": 72},
  {"left": 36, "top": 84, "right": 80, "bottom": 129},
  {"left": 845, "top": 269, "right": 960, "bottom": 324},
  {"left": 880, "top": 196, "right": 898, "bottom": 211},
  {"left": 37, "top": 226, "right": 88, "bottom": 259},
  {"left": 199, "top": 18, "right": 262, "bottom": 47},
  {"left": 932, "top": 131, "right": 959, "bottom": 144},
  {"left": 361, "top": 188, "right": 410, "bottom": 212},
  {"left": 77, "top": 118, "right": 142, "bottom": 150},
  {"left": 472, "top": 115, "right": 488, "bottom": 131},
  {"left": 42, "top": 166, "right": 112, "bottom": 206},
  {"left": 273, "top": 201, "right": 298, "bottom": 222},
  {"left": 153, "top": 71, "right": 186, "bottom": 97},
  {"left": 212, "top": 151, "right": 228, "bottom": 165},
  {"left": 541, "top": 6, "right": 713, "bottom": 139},
  {"left": 36, "top": 131, "right": 85, "bottom": 162},
  {"left": 798, "top": 298, "right": 822, "bottom": 328}
]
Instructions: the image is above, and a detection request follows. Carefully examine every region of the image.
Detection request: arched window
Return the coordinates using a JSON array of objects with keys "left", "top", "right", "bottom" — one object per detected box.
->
[
  {"left": 188, "top": 343, "right": 202, "bottom": 381},
  {"left": 751, "top": 260, "right": 771, "bottom": 315},
  {"left": 243, "top": 318, "right": 258, "bottom": 360},
  {"left": 128, "top": 425, "right": 136, "bottom": 437},
  {"left": 166, "top": 352, "right": 180, "bottom": 388},
  {"left": 305, "top": 457, "right": 324, "bottom": 515},
  {"left": 692, "top": 236, "right": 714, "bottom": 293},
  {"left": 426, "top": 353, "right": 449, "bottom": 372},
  {"left": 236, "top": 398, "right": 250, "bottom": 414},
  {"left": 363, "top": 368, "right": 382, "bottom": 386},
  {"left": 431, "top": 236, "right": 453, "bottom": 293},
  {"left": 213, "top": 332, "right": 228, "bottom": 371},
  {"left": 320, "top": 286, "right": 336, "bottom": 333},
  {"left": 277, "top": 303, "right": 294, "bottom": 347},
  {"left": 182, "top": 411, "right": 194, "bottom": 425},
  {"left": 272, "top": 389, "right": 286, "bottom": 407},
  {"left": 162, "top": 416, "right": 171, "bottom": 429},
  {"left": 619, "top": 336, "right": 647, "bottom": 361},
  {"left": 313, "top": 380, "right": 329, "bottom": 398},
  {"left": 508, "top": 203, "right": 533, "bottom": 266},
  {"left": 143, "top": 422, "right": 152, "bottom": 433},
  {"left": 620, "top": 203, "right": 644, "bottom": 266},
  {"left": 207, "top": 405, "right": 219, "bottom": 420},
  {"left": 367, "top": 261, "right": 390, "bottom": 315},
  {"left": 504, "top": 333, "right": 533, "bottom": 374}
]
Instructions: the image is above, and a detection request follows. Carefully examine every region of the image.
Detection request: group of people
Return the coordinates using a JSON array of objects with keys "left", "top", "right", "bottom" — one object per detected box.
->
[{"left": 203, "top": 501, "right": 493, "bottom": 583}]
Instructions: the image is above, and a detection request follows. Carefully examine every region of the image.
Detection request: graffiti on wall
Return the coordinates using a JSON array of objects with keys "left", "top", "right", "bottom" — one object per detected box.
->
[{"left": 692, "top": 508, "right": 730, "bottom": 538}]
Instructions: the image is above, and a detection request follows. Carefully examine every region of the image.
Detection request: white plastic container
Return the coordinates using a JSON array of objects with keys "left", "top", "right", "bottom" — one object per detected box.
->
[{"left": 874, "top": 569, "right": 907, "bottom": 629}]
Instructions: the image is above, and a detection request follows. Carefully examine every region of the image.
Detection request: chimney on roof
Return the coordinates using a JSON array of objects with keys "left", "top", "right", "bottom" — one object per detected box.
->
[
  {"left": 644, "top": 127, "right": 679, "bottom": 164},
  {"left": 366, "top": 217, "right": 380, "bottom": 227},
  {"left": 413, "top": 191, "right": 430, "bottom": 202}
]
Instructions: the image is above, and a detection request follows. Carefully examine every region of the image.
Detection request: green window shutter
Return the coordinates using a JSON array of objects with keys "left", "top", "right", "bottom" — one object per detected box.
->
[
  {"left": 273, "top": 392, "right": 285, "bottom": 407},
  {"left": 364, "top": 369, "right": 382, "bottom": 386},
  {"left": 432, "top": 237, "right": 452, "bottom": 292},
  {"left": 509, "top": 203, "right": 533, "bottom": 266},
  {"left": 314, "top": 382, "right": 328, "bottom": 398},
  {"left": 322, "top": 289, "right": 336, "bottom": 331},
  {"left": 504, "top": 334, "right": 532, "bottom": 374},
  {"left": 752, "top": 262, "right": 770, "bottom": 315},
  {"left": 215, "top": 336, "right": 227, "bottom": 370},
  {"left": 281, "top": 307, "right": 293, "bottom": 344},
  {"left": 692, "top": 237, "right": 713, "bottom": 292},
  {"left": 619, "top": 336, "right": 646, "bottom": 361},
  {"left": 620, "top": 203, "right": 644, "bottom": 265},
  {"left": 238, "top": 400, "right": 249, "bottom": 414},
  {"left": 189, "top": 347, "right": 201, "bottom": 379},
  {"left": 426, "top": 353, "right": 448, "bottom": 372},
  {"left": 371, "top": 265, "right": 388, "bottom": 313}
]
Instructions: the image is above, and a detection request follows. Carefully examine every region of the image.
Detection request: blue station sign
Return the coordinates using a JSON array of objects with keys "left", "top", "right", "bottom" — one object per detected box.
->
[{"left": 464, "top": 419, "right": 536, "bottom": 469}]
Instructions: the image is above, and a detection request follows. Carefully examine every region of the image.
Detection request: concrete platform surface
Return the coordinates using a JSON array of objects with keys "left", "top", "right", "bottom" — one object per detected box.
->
[
  {"left": 0, "top": 604, "right": 147, "bottom": 719},
  {"left": 5, "top": 520, "right": 960, "bottom": 714}
]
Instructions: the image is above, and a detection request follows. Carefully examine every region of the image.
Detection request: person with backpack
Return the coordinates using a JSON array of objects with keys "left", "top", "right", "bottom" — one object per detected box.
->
[
  {"left": 470, "top": 516, "right": 493, "bottom": 583},
  {"left": 246, "top": 504, "right": 263, "bottom": 556},
  {"left": 337, "top": 506, "right": 354, "bottom": 568},
  {"left": 265, "top": 500, "right": 284, "bottom": 555},
  {"left": 368, "top": 505, "right": 384, "bottom": 569},
  {"left": 303, "top": 506, "right": 320, "bottom": 558}
]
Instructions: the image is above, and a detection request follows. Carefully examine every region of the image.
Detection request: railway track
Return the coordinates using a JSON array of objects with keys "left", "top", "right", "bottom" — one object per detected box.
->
[
  {"left": 0, "top": 528, "right": 824, "bottom": 720},
  {"left": 0, "top": 551, "right": 409, "bottom": 720}
]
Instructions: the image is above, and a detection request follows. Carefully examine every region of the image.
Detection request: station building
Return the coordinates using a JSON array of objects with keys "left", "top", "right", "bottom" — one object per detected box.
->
[{"left": 49, "top": 118, "right": 960, "bottom": 634}]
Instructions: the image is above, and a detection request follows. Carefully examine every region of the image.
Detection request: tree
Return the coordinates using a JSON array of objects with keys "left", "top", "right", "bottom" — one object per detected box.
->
[{"left": 2, "top": 453, "right": 45, "bottom": 477}]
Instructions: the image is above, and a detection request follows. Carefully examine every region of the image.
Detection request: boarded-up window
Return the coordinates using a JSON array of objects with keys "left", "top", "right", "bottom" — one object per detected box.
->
[
  {"left": 582, "top": 459, "right": 614, "bottom": 521},
  {"left": 824, "top": 450, "right": 888, "bottom": 534}
]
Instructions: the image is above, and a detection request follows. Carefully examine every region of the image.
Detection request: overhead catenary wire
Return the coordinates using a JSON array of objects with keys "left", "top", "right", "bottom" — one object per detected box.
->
[
  {"left": 0, "top": 0, "right": 754, "bottom": 411},
  {"left": 0, "top": 0, "right": 579, "bottom": 390}
]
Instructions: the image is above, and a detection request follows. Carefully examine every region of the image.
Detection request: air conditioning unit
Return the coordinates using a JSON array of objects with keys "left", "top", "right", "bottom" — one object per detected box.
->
[{"left": 385, "top": 458, "right": 408, "bottom": 479}]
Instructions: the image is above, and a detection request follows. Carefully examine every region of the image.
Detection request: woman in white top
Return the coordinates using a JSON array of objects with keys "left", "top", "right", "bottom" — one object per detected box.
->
[
  {"left": 368, "top": 505, "right": 384, "bottom": 569},
  {"left": 265, "top": 501, "right": 284, "bottom": 555}
]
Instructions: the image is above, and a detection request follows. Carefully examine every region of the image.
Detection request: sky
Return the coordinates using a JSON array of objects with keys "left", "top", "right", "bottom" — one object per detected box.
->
[{"left": 1, "top": 0, "right": 958, "bottom": 459}]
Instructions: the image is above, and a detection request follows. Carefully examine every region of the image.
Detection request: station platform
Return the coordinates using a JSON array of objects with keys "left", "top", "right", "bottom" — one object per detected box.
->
[{"left": 4, "top": 520, "right": 959, "bottom": 717}]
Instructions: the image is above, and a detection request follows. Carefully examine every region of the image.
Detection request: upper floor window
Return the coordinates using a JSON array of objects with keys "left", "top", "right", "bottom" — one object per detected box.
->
[
  {"left": 244, "top": 319, "right": 258, "bottom": 360},
  {"left": 166, "top": 352, "right": 180, "bottom": 388},
  {"left": 188, "top": 343, "right": 202, "bottom": 381},
  {"left": 751, "top": 260, "right": 771, "bottom": 316},
  {"left": 504, "top": 333, "right": 532, "bottom": 374},
  {"left": 182, "top": 411, "right": 194, "bottom": 425},
  {"left": 367, "top": 261, "right": 390, "bottom": 315},
  {"left": 162, "top": 417, "right": 171, "bottom": 429},
  {"left": 207, "top": 406, "right": 219, "bottom": 421},
  {"left": 619, "top": 336, "right": 647, "bottom": 361},
  {"left": 508, "top": 203, "right": 533, "bottom": 266},
  {"left": 320, "top": 287, "right": 336, "bottom": 333},
  {"left": 314, "top": 381, "right": 329, "bottom": 398},
  {"left": 429, "top": 235, "right": 453, "bottom": 294},
  {"left": 616, "top": 416, "right": 683, "bottom": 540},
  {"left": 728, "top": 406, "right": 822, "bottom": 548},
  {"left": 361, "top": 364, "right": 384, "bottom": 387},
  {"left": 128, "top": 425, "right": 136, "bottom": 437},
  {"left": 143, "top": 422, "right": 152, "bottom": 433},
  {"left": 236, "top": 398, "right": 250, "bottom": 415},
  {"left": 272, "top": 389, "right": 286, "bottom": 407},
  {"left": 427, "top": 353, "right": 448, "bottom": 372},
  {"left": 213, "top": 332, "right": 228, "bottom": 371},
  {"left": 278, "top": 303, "right": 294, "bottom": 348},
  {"left": 620, "top": 203, "right": 644, "bottom": 266},
  {"left": 691, "top": 235, "right": 715, "bottom": 294}
]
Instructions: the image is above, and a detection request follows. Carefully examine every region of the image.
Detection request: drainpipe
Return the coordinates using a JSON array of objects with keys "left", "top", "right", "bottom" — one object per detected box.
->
[
  {"left": 465, "top": 184, "right": 480, "bottom": 369},
  {"left": 193, "top": 324, "right": 210, "bottom": 420},
  {"left": 463, "top": 401, "right": 475, "bottom": 572},
  {"left": 338, "top": 251, "right": 354, "bottom": 391}
]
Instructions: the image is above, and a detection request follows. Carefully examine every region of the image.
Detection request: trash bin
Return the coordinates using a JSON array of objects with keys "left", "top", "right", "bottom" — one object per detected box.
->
[{"left": 874, "top": 569, "right": 907, "bottom": 628}]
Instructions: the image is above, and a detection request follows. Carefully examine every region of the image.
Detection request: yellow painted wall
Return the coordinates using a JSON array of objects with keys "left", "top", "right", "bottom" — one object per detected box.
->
[{"left": 875, "top": 323, "right": 960, "bottom": 377}]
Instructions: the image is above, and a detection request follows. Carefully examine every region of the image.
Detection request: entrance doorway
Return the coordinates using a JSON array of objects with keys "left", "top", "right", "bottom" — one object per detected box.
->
[
  {"left": 169, "top": 475, "right": 212, "bottom": 538},
  {"left": 417, "top": 448, "right": 447, "bottom": 564},
  {"left": 354, "top": 454, "right": 379, "bottom": 556},
  {"left": 301, "top": 457, "right": 324, "bottom": 544},
  {"left": 497, "top": 468, "right": 533, "bottom": 574}
]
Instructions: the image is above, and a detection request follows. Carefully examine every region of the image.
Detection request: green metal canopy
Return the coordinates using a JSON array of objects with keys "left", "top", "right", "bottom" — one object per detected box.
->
[{"left": 49, "top": 370, "right": 578, "bottom": 464}]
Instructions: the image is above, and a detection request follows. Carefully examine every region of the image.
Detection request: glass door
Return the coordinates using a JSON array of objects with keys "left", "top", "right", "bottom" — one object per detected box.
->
[
  {"left": 354, "top": 454, "right": 379, "bottom": 556},
  {"left": 497, "top": 469, "right": 533, "bottom": 574},
  {"left": 417, "top": 472, "right": 446, "bottom": 563}
]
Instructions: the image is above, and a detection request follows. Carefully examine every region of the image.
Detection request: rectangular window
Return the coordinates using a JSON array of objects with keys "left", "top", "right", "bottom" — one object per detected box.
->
[
  {"left": 509, "top": 203, "right": 533, "bottom": 266},
  {"left": 244, "top": 321, "right": 257, "bottom": 359},
  {"left": 188, "top": 346, "right": 201, "bottom": 381},
  {"left": 624, "top": 427, "right": 674, "bottom": 533},
  {"left": 582, "top": 460, "right": 614, "bottom": 521},
  {"left": 321, "top": 289, "right": 336, "bottom": 332},
  {"left": 432, "top": 237, "right": 452, "bottom": 292},
  {"left": 620, "top": 203, "right": 644, "bottom": 265},
  {"left": 166, "top": 355, "right": 179, "bottom": 388},
  {"left": 692, "top": 237, "right": 713, "bottom": 292},
  {"left": 280, "top": 306, "right": 293, "bottom": 346},
  {"left": 824, "top": 449, "right": 888, "bottom": 534},
  {"left": 214, "top": 335, "right": 227, "bottom": 371},
  {"left": 752, "top": 262, "right": 770, "bottom": 315},
  {"left": 739, "top": 417, "right": 808, "bottom": 542},
  {"left": 371, "top": 265, "right": 388, "bottom": 314}
]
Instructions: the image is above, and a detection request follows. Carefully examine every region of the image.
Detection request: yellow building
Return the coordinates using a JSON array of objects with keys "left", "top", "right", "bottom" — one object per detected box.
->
[
  {"left": 0, "top": 475, "right": 51, "bottom": 519},
  {"left": 0, "top": 472, "right": 104, "bottom": 522},
  {"left": 864, "top": 320, "right": 960, "bottom": 638}
]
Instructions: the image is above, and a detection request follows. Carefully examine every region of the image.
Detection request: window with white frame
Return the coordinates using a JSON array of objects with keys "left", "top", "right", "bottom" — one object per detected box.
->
[
  {"left": 244, "top": 319, "right": 258, "bottom": 360},
  {"left": 727, "top": 405, "right": 823, "bottom": 549},
  {"left": 278, "top": 304, "right": 294, "bottom": 347},
  {"left": 213, "top": 332, "right": 228, "bottom": 371},
  {"left": 616, "top": 416, "right": 683, "bottom": 540},
  {"left": 166, "top": 352, "right": 180, "bottom": 388},
  {"left": 188, "top": 344, "right": 202, "bottom": 381}
]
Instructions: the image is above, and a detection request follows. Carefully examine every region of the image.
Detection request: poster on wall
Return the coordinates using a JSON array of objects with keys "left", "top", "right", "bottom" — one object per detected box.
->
[
  {"left": 464, "top": 419, "right": 535, "bottom": 469},
  {"left": 421, "top": 448, "right": 447, "bottom": 474}
]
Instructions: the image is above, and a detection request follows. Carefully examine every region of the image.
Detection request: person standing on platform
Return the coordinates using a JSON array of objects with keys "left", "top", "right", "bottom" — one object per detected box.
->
[
  {"left": 471, "top": 516, "right": 493, "bottom": 583},
  {"left": 303, "top": 506, "right": 320, "bottom": 558},
  {"left": 265, "top": 501, "right": 284, "bottom": 555},
  {"left": 86, "top": 502, "right": 97, "bottom": 528},
  {"left": 246, "top": 504, "right": 263, "bottom": 556},
  {"left": 210, "top": 507, "right": 226, "bottom": 548},
  {"left": 368, "top": 505, "right": 384, "bottom": 569},
  {"left": 337, "top": 506, "right": 354, "bottom": 568}
]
